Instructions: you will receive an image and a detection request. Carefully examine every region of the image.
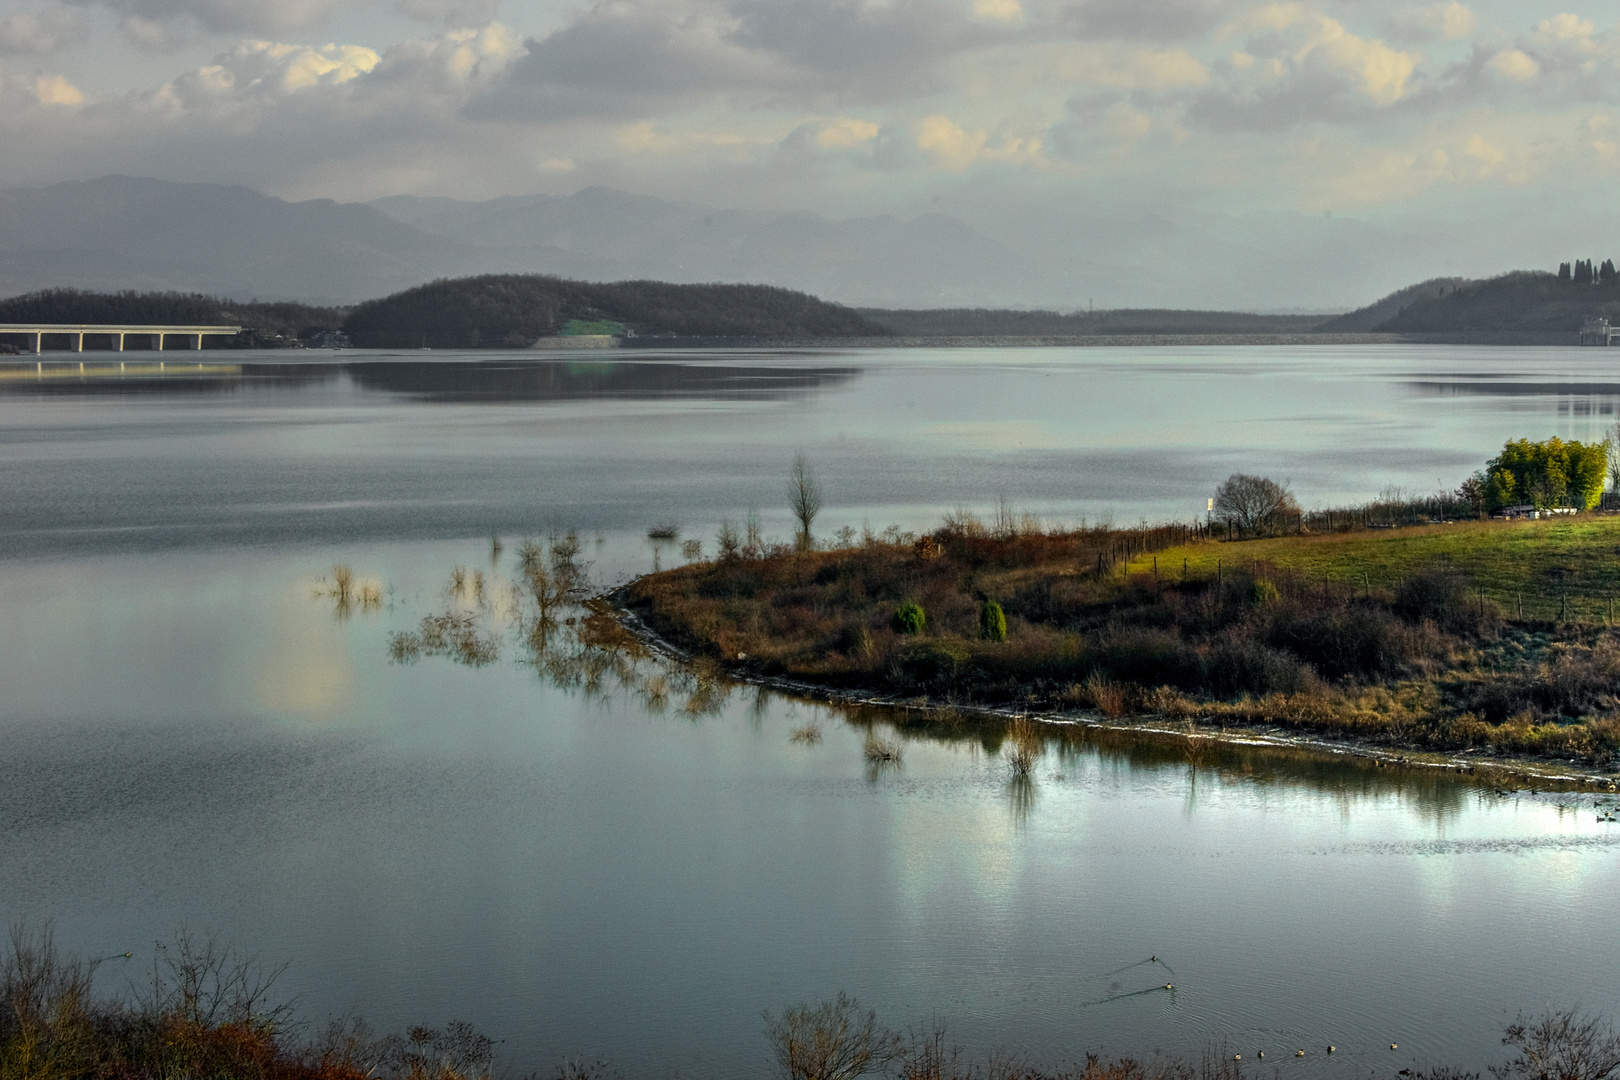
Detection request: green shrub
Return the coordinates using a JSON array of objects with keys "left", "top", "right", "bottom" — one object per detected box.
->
[
  {"left": 979, "top": 600, "right": 1007, "bottom": 641},
  {"left": 894, "top": 601, "right": 926, "bottom": 635},
  {"left": 1249, "top": 578, "right": 1281, "bottom": 605}
]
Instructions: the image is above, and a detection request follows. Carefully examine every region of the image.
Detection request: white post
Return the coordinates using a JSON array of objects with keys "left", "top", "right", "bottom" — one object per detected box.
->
[
  {"left": 116, "top": 333, "right": 124, "bottom": 352},
  {"left": 74, "top": 333, "right": 83, "bottom": 353},
  {"left": 156, "top": 333, "right": 164, "bottom": 352},
  {"left": 31, "top": 332, "right": 40, "bottom": 355},
  {"left": 193, "top": 333, "right": 202, "bottom": 351}
]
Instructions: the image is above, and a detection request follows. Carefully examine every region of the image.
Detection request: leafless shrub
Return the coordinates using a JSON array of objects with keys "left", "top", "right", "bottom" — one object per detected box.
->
[
  {"left": 763, "top": 992, "right": 901, "bottom": 1080},
  {"left": 378, "top": 1020, "right": 494, "bottom": 1080},
  {"left": 894, "top": 1021, "right": 973, "bottom": 1080},
  {"left": 141, "top": 928, "right": 292, "bottom": 1030},
  {"left": 1, "top": 922, "right": 98, "bottom": 1074},
  {"left": 554, "top": 1058, "right": 623, "bottom": 1080},
  {"left": 791, "top": 723, "right": 823, "bottom": 744},
  {"left": 718, "top": 520, "right": 742, "bottom": 561},
  {"left": 1492, "top": 1010, "right": 1620, "bottom": 1080},
  {"left": 863, "top": 732, "right": 903, "bottom": 763},
  {"left": 1005, "top": 717, "right": 1041, "bottom": 776},
  {"left": 331, "top": 565, "right": 354, "bottom": 602},
  {"left": 682, "top": 539, "right": 703, "bottom": 562}
]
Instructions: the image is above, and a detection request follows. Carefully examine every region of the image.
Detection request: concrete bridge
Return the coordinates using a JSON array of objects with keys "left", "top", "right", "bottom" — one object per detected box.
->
[{"left": 0, "top": 324, "right": 243, "bottom": 353}]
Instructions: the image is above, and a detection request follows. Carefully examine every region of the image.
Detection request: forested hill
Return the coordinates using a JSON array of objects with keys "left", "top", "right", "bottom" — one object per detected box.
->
[
  {"left": 0, "top": 288, "right": 344, "bottom": 337},
  {"left": 1320, "top": 270, "right": 1620, "bottom": 333},
  {"left": 342, "top": 275, "right": 885, "bottom": 347}
]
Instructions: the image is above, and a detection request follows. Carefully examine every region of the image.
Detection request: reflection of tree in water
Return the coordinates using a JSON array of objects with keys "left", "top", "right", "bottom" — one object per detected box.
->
[
  {"left": 384, "top": 546, "right": 1490, "bottom": 816},
  {"left": 345, "top": 360, "right": 860, "bottom": 404},
  {"left": 387, "top": 534, "right": 735, "bottom": 718}
]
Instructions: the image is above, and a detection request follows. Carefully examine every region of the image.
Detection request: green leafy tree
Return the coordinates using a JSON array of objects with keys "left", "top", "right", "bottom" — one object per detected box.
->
[{"left": 1483, "top": 437, "right": 1610, "bottom": 510}]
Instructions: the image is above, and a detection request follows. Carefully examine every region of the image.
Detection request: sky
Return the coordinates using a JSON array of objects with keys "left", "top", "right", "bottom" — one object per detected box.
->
[{"left": 2, "top": 0, "right": 1619, "bottom": 307}]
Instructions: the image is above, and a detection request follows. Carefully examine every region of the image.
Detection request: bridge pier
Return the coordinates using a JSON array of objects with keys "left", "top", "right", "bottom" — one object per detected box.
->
[{"left": 74, "top": 333, "right": 83, "bottom": 353}]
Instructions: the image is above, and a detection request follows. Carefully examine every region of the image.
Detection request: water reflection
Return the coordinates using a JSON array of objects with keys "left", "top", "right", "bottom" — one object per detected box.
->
[
  {"left": 0, "top": 357, "right": 862, "bottom": 403},
  {"left": 375, "top": 554, "right": 1542, "bottom": 823},
  {"left": 345, "top": 359, "right": 861, "bottom": 403}
]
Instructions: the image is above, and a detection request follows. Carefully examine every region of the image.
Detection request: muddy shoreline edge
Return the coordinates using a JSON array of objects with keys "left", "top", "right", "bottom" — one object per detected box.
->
[{"left": 605, "top": 588, "right": 1620, "bottom": 794}]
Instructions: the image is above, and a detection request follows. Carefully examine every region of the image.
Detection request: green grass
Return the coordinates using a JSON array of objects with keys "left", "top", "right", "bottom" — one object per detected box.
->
[{"left": 1131, "top": 516, "right": 1620, "bottom": 623}]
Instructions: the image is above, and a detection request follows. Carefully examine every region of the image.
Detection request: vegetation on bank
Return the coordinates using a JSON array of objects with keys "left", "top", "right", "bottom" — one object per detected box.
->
[
  {"left": 0, "top": 289, "right": 345, "bottom": 346},
  {"left": 1318, "top": 269, "right": 1620, "bottom": 334},
  {"left": 0, "top": 926, "right": 496, "bottom": 1080},
  {"left": 341, "top": 275, "right": 885, "bottom": 348},
  {"left": 8, "top": 929, "right": 1619, "bottom": 1080},
  {"left": 626, "top": 502, "right": 1620, "bottom": 771}
]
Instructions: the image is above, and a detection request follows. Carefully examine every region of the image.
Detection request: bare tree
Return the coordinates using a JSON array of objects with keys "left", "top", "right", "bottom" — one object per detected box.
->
[
  {"left": 1211, "top": 474, "right": 1297, "bottom": 534},
  {"left": 788, "top": 453, "right": 823, "bottom": 548},
  {"left": 1608, "top": 420, "right": 1620, "bottom": 494},
  {"left": 1492, "top": 1010, "right": 1620, "bottom": 1080},
  {"left": 764, "top": 993, "right": 900, "bottom": 1080}
]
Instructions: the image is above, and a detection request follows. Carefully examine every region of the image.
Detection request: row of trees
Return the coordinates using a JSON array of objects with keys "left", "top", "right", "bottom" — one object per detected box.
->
[
  {"left": 1459, "top": 436, "right": 1610, "bottom": 512},
  {"left": 0, "top": 288, "right": 344, "bottom": 339},
  {"left": 1212, "top": 436, "right": 1613, "bottom": 535},
  {"left": 1557, "top": 259, "right": 1617, "bottom": 284}
]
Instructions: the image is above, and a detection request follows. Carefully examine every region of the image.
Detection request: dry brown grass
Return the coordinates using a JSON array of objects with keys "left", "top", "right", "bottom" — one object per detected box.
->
[{"left": 624, "top": 521, "right": 1620, "bottom": 769}]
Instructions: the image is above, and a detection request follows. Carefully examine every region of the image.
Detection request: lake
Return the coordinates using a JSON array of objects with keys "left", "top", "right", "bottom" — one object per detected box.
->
[{"left": 2, "top": 345, "right": 1618, "bottom": 1078}]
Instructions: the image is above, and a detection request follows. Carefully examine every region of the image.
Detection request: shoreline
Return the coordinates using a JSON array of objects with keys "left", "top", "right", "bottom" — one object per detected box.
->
[
  {"left": 605, "top": 590, "right": 1620, "bottom": 793},
  {"left": 615, "top": 330, "right": 1577, "bottom": 349}
]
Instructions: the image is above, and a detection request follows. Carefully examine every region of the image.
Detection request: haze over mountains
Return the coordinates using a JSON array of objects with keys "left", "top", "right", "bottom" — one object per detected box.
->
[{"left": 0, "top": 175, "right": 1509, "bottom": 312}]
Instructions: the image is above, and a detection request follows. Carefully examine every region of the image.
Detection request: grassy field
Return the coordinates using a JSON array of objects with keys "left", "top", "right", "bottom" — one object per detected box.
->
[
  {"left": 1130, "top": 516, "right": 1620, "bottom": 624},
  {"left": 624, "top": 514, "right": 1620, "bottom": 773}
]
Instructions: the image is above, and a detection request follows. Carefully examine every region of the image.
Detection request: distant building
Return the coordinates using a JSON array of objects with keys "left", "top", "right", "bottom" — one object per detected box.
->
[{"left": 1579, "top": 317, "right": 1616, "bottom": 345}]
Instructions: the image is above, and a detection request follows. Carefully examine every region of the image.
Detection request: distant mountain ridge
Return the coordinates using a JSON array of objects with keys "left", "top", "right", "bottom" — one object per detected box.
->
[{"left": 0, "top": 175, "right": 1040, "bottom": 307}]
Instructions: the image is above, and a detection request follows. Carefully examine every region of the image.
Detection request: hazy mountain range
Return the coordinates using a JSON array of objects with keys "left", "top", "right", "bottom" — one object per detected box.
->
[{"left": 0, "top": 175, "right": 1523, "bottom": 312}]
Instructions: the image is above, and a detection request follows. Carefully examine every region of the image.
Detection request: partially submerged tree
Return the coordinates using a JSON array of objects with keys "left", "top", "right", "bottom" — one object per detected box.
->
[
  {"left": 1212, "top": 474, "right": 1298, "bottom": 534},
  {"left": 788, "top": 453, "right": 823, "bottom": 548}
]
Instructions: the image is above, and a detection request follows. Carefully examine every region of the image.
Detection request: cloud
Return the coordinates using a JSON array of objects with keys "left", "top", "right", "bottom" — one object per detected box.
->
[
  {"left": 1056, "top": 0, "right": 1242, "bottom": 42},
  {"left": 971, "top": 0, "right": 1022, "bottom": 27},
  {"left": 397, "top": 0, "right": 500, "bottom": 26},
  {"left": 916, "top": 113, "right": 1041, "bottom": 170},
  {"left": 1487, "top": 49, "right": 1539, "bottom": 82},
  {"left": 1384, "top": 3, "right": 1473, "bottom": 45},
  {"left": 34, "top": 73, "right": 84, "bottom": 104},
  {"left": 1187, "top": 12, "right": 1419, "bottom": 130},
  {"left": 472, "top": 0, "right": 1008, "bottom": 122},
  {"left": 1057, "top": 44, "right": 1210, "bottom": 89},
  {"left": 814, "top": 116, "right": 880, "bottom": 147},
  {"left": 63, "top": 0, "right": 357, "bottom": 36},
  {"left": 0, "top": 8, "right": 88, "bottom": 55}
]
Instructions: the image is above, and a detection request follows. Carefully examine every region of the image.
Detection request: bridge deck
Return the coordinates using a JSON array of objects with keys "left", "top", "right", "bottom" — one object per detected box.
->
[{"left": 0, "top": 324, "right": 243, "bottom": 354}]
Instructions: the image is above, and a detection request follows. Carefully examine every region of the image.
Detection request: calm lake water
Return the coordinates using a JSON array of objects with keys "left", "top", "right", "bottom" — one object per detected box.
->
[{"left": 2, "top": 345, "right": 1619, "bottom": 1078}]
